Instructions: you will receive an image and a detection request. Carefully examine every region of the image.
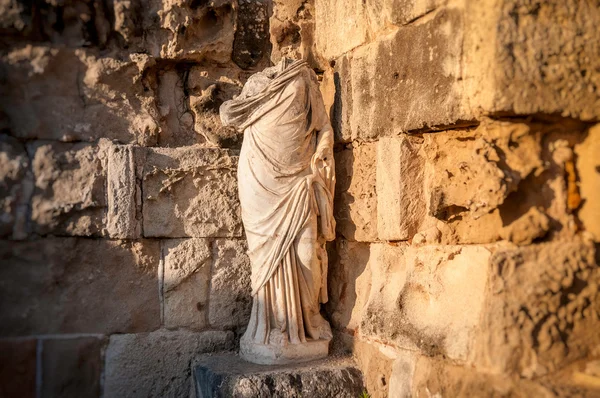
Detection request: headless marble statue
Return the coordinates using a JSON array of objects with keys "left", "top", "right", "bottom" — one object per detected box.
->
[{"left": 220, "top": 58, "right": 335, "bottom": 365}]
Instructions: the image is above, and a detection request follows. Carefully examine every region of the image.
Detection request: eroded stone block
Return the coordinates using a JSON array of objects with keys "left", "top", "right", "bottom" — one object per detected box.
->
[
  {"left": 575, "top": 124, "right": 600, "bottom": 241},
  {"left": 0, "top": 339, "right": 37, "bottom": 398},
  {"left": 208, "top": 239, "right": 251, "bottom": 330},
  {"left": 377, "top": 136, "right": 425, "bottom": 241},
  {"left": 142, "top": 146, "right": 242, "bottom": 238},
  {"left": 335, "top": 142, "right": 378, "bottom": 242},
  {"left": 104, "top": 330, "right": 234, "bottom": 398},
  {"left": 163, "top": 238, "right": 212, "bottom": 330},
  {"left": 0, "top": 238, "right": 160, "bottom": 336},
  {"left": 29, "top": 141, "right": 107, "bottom": 237}
]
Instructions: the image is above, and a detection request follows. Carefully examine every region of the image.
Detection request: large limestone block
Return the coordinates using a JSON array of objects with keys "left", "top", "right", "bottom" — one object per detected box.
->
[
  {"left": 359, "top": 243, "right": 493, "bottom": 360},
  {"left": 315, "top": 0, "right": 368, "bottom": 60},
  {"left": 377, "top": 136, "right": 425, "bottom": 241},
  {"left": 0, "top": 47, "right": 159, "bottom": 144},
  {"left": 464, "top": 0, "right": 600, "bottom": 121},
  {"left": 330, "top": 8, "right": 466, "bottom": 142},
  {"left": 326, "top": 240, "right": 372, "bottom": 332},
  {"left": 163, "top": 238, "right": 212, "bottom": 330},
  {"left": 29, "top": 141, "right": 107, "bottom": 237},
  {"left": 575, "top": 124, "right": 600, "bottom": 241},
  {"left": 194, "top": 353, "right": 365, "bottom": 398},
  {"left": 335, "top": 142, "right": 378, "bottom": 242},
  {"left": 103, "top": 330, "right": 234, "bottom": 398},
  {"left": 41, "top": 337, "right": 104, "bottom": 398},
  {"left": 475, "top": 238, "right": 600, "bottom": 378},
  {"left": 0, "top": 134, "right": 32, "bottom": 239},
  {"left": 142, "top": 146, "right": 241, "bottom": 238},
  {"left": 0, "top": 238, "right": 160, "bottom": 336},
  {"left": 0, "top": 339, "right": 37, "bottom": 398},
  {"left": 208, "top": 239, "right": 252, "bottom": 330}
]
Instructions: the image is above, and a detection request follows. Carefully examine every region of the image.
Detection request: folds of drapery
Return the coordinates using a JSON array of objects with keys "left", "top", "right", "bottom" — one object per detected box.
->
[{"left": 219, "top": 59, "right": 335, "bottom": 297}]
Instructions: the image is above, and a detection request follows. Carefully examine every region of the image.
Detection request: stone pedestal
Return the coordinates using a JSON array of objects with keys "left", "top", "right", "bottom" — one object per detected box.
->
[
  {"left": 240, "top": 334, "right": 329, "bottom": 365},
  {"left": 193, "top": 353, "right": 364, "bottom": 398}
]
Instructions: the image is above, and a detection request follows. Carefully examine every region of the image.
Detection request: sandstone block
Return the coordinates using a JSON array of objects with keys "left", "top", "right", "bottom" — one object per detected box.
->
[
  {"left": 359, "top": 243, "right": 493, "bottom": 360},
  {"left": 475, "top": 238, "right": 600, "bottom": 378},
  {"left": 330, "top": 8, "right": 466, "bottom": 142},
  {"left": 315, "top": 0, "right": 368, "bottom": 60},
  {"left": 41, "top": 337, "right": 104, "bottom": 398},
  {"left": 29, "top": 141, "right": 107, "bottom": 237},
  {"left": 0, "top": 339, "right": 37, "bottom": 398},
  {"left": 142, "top": 146, "right": 242, "bottom": 238},
  {"left": 103, "top": 330, "right": 234, "bottom": 398},
  {"left": 163, "top": 238, "right": 212, "bottom": 330},
  {"left": 0, "top": 134, "right": 32, "bottom": 239},
  {"left": 194, "top": 353, "right": 364, "bottom": 398},
  {"left": 0, "top": 238, "right": 160, "bottom": 336},
  {"left": 335, "top": 142, "right": 378, "bottom": 242},
  {"left": 377, "top": 136, "right": 425, "bottom": 241},
  {"left": 575, "top": 124, "right": 600, "bottom": 241},
  {"left": 0, "top": 47, "right": 159, "bottom": 144},
  {"left": 464, "top": 0, "right": 600, "bottom": 121},
  {"left": 208, "top": 239, "right": 252, "bottom": 330},
  {"left": 106, "top": 143, "right": 141, "bottom": 239}
]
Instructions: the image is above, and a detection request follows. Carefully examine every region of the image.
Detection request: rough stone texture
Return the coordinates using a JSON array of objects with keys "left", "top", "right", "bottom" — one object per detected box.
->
[
  {"left": 142, "top": 146, "right": 242, "bottom": 238},
  {"left": 0, "top": 134, "right": 32, "bottom": 239},
  {"left": 270, "top": 0, "right": 316, "bottom": 65},
  {"left": 335, "top": 142, "right": 378, "bottom": 242},
  {"left": 575, "top": 124, "right": 600, "bottom": 241},
  {"left": 361, "top": 243, "right": 493, "bottom": 360},
  {"left": 0, "top": 47, "right": 159, "bottom": 145},
  {"left": 194, "top": 353, "right": 365, "bottom": 398},
  {"left": 377, "top": 136, "right": 425, "bottom": 241},
  {"left": 475, "top": 239, "right": 600, "bottom": 378},
  {"left": 464, "top": 0, "right": 600, "bottom": 121},
  {"left": 106, "top": 143, "right": 141, "bottom": 239},
  {"left": 41, "top": 337, "right": 104, "bottom": 398},
  {"left": 29, "top": 141, "right": 107, "bottom": 237},
  {"left": 330, "top": 8, "right": 467, "bottom": 142},
  {"left": 163, "top": 238, "right": 212, "bottom": 330},
  {"left": 0, "top": 339, "right": 37, "bottom": 398},
  {"left": 208, "top": 239, "right": 252, "bottom": 330},
  {"left": 103, "top": 330, "right": 234, "bottom": 398},
  {"left": 232, "top": 0, "right": 270, "bottom": 69},
  {"left": 0, "top": 238, "right": 160, "bottom": 336}
]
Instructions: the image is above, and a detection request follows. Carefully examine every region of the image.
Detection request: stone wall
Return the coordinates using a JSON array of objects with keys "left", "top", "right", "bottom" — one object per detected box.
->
[
  {"left": 0, "top": 0, "right": 268, "bottom": 395},
  {"left": 281, "top": 0, "right": 599, "bottom": 396},
  {"left": 1, "top": 0, "right": 599, "bottom": 397}
]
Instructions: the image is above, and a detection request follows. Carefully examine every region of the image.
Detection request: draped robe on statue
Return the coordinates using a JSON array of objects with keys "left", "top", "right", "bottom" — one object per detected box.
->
[{"left": 220, "top": 59, "right": 335, "bottom": 359}]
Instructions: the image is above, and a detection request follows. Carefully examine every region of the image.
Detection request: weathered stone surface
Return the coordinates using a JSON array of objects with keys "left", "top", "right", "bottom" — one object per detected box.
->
[
  {"left": 208, "top": 239, "right": 252, "bottom": 330},
  {"left": 142, "top": 146, "right": 241, "bottom": 238},
  {"left": 106, "top": 143, "right": 141, "bottom": 239},
  {"left": 464, "top": 0, "right": 600, "bottom": 121},
  {"left": 232, "top": 0, "right": 270, "bottom": 69},
  {"left": 575, "top": 124, "right": 600, "bottom": 241},
  {"left": 28, "top": 141, "right": 107, "bottom": 237},
  {"left": 0, "top": 339, "right": 37, "bottom": 398},
  {"left": 475, "top": 238, "right": 600, "bottom": 378},
  {"left": 269, "top": 0, "right": 315, "bottom": 64},
  {"left": 335, "top": 142, "right": 377, "bottom": 242},
  {"left": 326, "top": 240, "right": 371, "bottom": 332},
  {"left": 330, "top": 8, "right": 466, "bottom": 142},
  {"left": 361, "top": 243, "right": 492, "bottom": 360},
  {"left": 41, "top": 337, "right": 104, "bottom": 398},
  {"left": 187, "top": 66, "right": 243, "bottom": 148},
  {"left": 104, "top": 330, "right": 234, "bottom": 398},
  {"left": 163, "top": 238, "right": 211, "bottom": 330},
  {"left": 377, "top": 136, "right": 425, "bottom": 241},
  {"left": 0, "top": 238, "right": 160, "bottom": 336},
  {"left": 352, "top": 340, "right": 395, "bottom": 398},
  {"left": 0, "top": 134, "right": 32, "bottom": 239},
  {"left": 194, "top": 353, "right": 365, "bottom": 398},
  {"left": 0, "top": 47, "right": 159, "bottom": 144}
]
